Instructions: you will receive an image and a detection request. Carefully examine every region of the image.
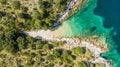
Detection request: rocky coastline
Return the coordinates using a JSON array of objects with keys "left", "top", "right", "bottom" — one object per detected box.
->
[
  {"left": 25, "top": 30, "right": 111, "bottom": 67},
  {"left": 53, "top": 0, "right": 88, "bottom": 27},
  {"left": 25, "top": 0, "right": 111, "bottom": 67}
]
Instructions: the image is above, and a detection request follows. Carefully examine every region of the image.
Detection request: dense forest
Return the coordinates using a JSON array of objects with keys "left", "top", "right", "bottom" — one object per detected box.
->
[{"left": 0, "top": 0, "right": 105, "bottom": 67}]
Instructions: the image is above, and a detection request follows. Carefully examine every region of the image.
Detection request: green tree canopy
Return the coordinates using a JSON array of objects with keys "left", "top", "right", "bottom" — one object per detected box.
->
[
  {"left": 0, "top": 0, "right": 7, "bottom": 4},
  {"left": 17, "top": 36, "right": 25, "bottom": 50},
  {"left": 46, "top": 54, "right": 55, "bottom": 61},
  {"left": 12, "top": 1, "right": 21, "bottom": 9},
  {"left": 78, "top": 62, "right": 87, "bottom": 67},
  {"left": 72, "top": 47, "right": 86, "bottom": 55},
  {"left": 42, "top": 44, "right": 50, "bottom": 50}
]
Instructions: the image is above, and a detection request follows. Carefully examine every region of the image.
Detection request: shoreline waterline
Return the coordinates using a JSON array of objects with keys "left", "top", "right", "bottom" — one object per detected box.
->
[
  {"left": 94, "top": 0, "right": 120, "bottom": 67},
  {"left": 25, "top": 0, "right": 114, "bottom": 67},
  {"left": 25, "top": 29, "right": 111, "bottom": 67}
]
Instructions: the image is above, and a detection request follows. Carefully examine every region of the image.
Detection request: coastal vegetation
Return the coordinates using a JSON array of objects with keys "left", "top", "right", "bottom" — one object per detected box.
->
[
  {"left": 0, "top": 35, "right": 104, "bottom": 67},
  {"left": 0, "top": 0, "right": 107, "bottom": 67},
  {"left": 0, "top": 0, "right": 70, "bottom": 30}
]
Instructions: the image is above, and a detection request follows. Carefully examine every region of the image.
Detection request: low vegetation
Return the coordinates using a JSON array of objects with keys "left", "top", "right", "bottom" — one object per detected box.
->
[
  {"left": 0, "top": 35, "right": 104, "bottom": 67},
  {"left": 0, "top": 0, "right": 105, "bottom": 67},
  {"left": 0, "top": 0, "right": 70, "bottom": 30}
]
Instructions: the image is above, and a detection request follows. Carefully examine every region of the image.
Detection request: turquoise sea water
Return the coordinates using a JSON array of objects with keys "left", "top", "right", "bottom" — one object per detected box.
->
[
  {"left": 95, "top": 0, "right": 120, "bottom": 67},
  {"left": 63, "top": 0, "right": 120, "bottom": 67}
]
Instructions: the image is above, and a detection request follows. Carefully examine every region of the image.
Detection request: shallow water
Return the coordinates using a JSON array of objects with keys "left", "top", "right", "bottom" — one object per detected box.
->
[
  {"left": 94, "top": 0, "right": 120, "bottom": 67},
  {"left": 57, "top": 0, "right": 120, "bottom": 67}
]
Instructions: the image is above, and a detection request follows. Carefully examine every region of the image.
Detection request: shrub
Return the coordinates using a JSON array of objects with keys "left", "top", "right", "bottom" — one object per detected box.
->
[
  {"left": 0, "top": 0, "right": 7, "bottom": 4},
  {"left": 12, "top": 1, "right": 21, "bottom": 9},
  {"left": 72, "top": 47, "right": 86, "bottom": 55},
  {"left": 78, "top": 62, "right": 87, "bottom": 67}
]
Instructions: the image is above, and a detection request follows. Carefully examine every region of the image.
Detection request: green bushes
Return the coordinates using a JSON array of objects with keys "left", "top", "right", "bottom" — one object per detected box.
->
[
  {"left": 42, "top": 44, "right": 51, "bottom": 50},
  {"left": 17, "top": 36, "right": 25, "bottom": 50},
  {"left": 12, "top": 1, "right": 21, "bottom": 9},
  {"left": 20, "top": 6, "right": 28, "bottom": 13},
  {"left": 0, "top": 35, "right": 104, "bottom": 67},
  {"left": 0, "top": 0, "right": 105, "bottom": 67},
  {"left": 46, "top": 54, "right": 55, "bottom": 61},
  {"left": 72, "top": 47, "right": 86, "bottom": 55},
  {"left": 45, "top": 49, "right": 76, "bottom": 66},
  {"left": 0, "top": 0, "right": 71, "bottom": 31},
  {"left": 18, "top": 12, "right": 31, "bottom": 19},
  {"left": 0, "top": 0, "right": 7, "bottom": 4},
  {"left": 33, "top": 10, "right": 44, "bottom": 20},
  {"left": 78, "top": 62, "right": 87, "bottom": 67}
]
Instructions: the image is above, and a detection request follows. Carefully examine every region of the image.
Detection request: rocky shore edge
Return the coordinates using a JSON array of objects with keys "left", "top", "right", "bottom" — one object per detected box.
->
[
  {"left": 53, "top": 0, "right": 87, "bottom": 27},
  {"left": 25, "top": 0, "right": 111, "bottom": 67},
  {"left": 25, "top": 30, "right": 111, "bottom": 67}
]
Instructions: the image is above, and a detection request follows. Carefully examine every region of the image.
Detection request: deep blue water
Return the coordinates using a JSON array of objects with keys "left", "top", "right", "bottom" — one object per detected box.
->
[
  {"left": 62, "top": 0, "right": 120, "bottom": 66},
  {"left": 95, "top": 0, "right": 120, "bottom": 53},
  {"left": 94, "top": 0, "right": 120, "bottom": 66}
]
